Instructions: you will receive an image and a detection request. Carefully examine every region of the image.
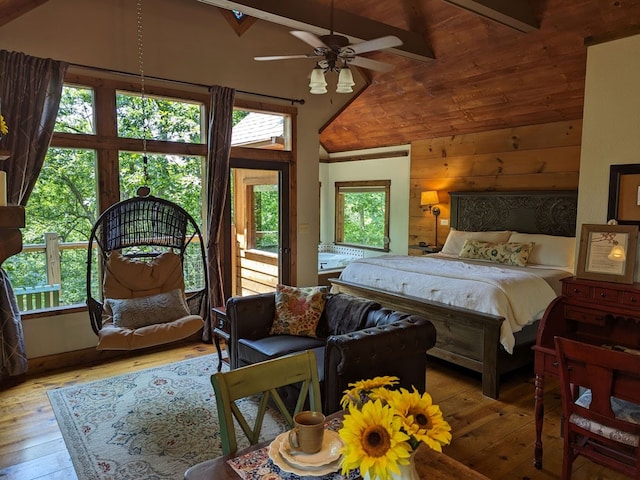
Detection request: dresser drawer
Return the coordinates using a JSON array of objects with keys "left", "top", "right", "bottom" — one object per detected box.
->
[
  {"left": 564, "top": 282, "right": 590, "bottom": 299},
  {"left": 621, "top": 291, "right": 640, "bottom": 307},
  {"left": 592, "top": 286, "right": 620, "bottom": 304},
  {"left": 564, "top": 305, "right": 607, "bottom": 326}
]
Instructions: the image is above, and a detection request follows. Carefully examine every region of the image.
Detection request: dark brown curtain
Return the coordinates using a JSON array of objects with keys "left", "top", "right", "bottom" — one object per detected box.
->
[
  {"left": 0, "top": 50, "right": 68, "bottom": 379},
  {"left": 204, "top": 86, "right": 235, "bottom": 341}
]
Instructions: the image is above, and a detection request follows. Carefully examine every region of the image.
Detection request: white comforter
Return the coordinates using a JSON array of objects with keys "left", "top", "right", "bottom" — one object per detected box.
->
[{"left": 338, "top": 255, "right": 565, "bottom": 354}]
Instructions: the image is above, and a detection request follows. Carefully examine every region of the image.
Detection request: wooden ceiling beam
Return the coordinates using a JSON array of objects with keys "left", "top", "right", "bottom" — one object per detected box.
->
[
  {"left": 441, "top": 0, "right": 538, "bottom": 33},
  {"left": 197, "top": 0, "right": 434, "bottom": 62},
  {"left": 0, "top": 0, "right": 49, "bottom": 28}
]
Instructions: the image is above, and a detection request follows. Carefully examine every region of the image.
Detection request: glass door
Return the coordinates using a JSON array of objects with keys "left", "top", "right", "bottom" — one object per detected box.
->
[{"left": 225, "top": 159, "right": 290, "bottom": 298}]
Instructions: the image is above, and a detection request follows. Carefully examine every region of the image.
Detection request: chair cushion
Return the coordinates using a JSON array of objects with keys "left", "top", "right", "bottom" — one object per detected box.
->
[
  {"left": 269, "top": 285, "right": 329, "bottom": 337},
  {"left": 105, "top": 289, "right": 191, "bottom": 329},
  {"left": 103, "top": 251, "right": 185, "bottom": 300},
  {"left": 570, "top": 389, "right": 640, "bottom": 447}
]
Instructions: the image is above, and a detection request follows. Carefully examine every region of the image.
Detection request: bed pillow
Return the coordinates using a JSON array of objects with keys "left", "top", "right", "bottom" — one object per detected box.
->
[
  {"left": 441, "top": 229, "right": 512, "bottom": 256},
  {"left": 270, "top": 284, "right": 329, "bottom": 338},
  {"left": 508, "top": 232, "right": 576, "bottom": 268},
  {"left": 105, "top": 289, "right": 191, "bottom": 329},
  {"left": 459, "top": 239, "right": 535, "bottom": 267}
]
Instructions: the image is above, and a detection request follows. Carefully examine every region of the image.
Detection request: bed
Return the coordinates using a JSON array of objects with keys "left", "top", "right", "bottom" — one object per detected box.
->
[{"left": 330, "top": 190, "right": 578, "bottom": 399}]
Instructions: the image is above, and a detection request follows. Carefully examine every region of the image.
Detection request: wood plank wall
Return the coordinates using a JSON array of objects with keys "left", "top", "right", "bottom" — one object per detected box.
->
[{"left": 409, "top": 119, "right": 582, "bottom": 250}]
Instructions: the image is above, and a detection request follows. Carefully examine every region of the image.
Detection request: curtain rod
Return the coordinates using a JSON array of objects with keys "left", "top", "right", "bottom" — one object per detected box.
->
[{"left": 68, "top": 62, "right": 306, "bottom": 105}]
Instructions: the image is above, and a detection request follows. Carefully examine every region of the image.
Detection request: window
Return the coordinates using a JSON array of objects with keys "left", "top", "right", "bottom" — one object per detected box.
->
[
  {"left": 231, "top": 109, "right": 291, "bottom": 151},
  {"left": 4, "top": 78, "right": 208, "bottom": 312},
  {"left": 335, "top": 180, "right": 391, "bottom": 251}
]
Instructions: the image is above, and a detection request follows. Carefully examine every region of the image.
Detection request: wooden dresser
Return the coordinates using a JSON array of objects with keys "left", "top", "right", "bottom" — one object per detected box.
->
[{"left": 532, "top": 276, "right": 640, "bottom": 468}]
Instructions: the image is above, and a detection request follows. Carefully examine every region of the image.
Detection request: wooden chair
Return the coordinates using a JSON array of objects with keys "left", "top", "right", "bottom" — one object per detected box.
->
[
  {"left": 184, "top": 350, "right": 322, "bottom": 479},
  {"left": 554, "top": 337, "right": 640, "bottom": 479}
]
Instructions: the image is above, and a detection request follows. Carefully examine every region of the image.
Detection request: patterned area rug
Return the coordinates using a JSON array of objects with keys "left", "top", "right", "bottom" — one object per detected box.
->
[{"left": 48, "top": 354, "right": 289, "bottom": 480}]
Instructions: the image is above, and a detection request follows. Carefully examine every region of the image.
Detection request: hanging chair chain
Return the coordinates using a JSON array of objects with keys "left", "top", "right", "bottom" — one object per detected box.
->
[{"left": 136, "top": 0, "right": 150, "bottom": 193}]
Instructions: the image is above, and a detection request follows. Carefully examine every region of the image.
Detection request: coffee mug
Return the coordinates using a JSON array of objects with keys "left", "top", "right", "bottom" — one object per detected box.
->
[{"left": 288, "top": 410, "right": 325, "bottom": 454}]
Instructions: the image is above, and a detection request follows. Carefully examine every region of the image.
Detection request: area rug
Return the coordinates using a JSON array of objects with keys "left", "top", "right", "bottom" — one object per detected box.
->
[{"left": 47, "top": 354, "right": 289, "bottom": 480}]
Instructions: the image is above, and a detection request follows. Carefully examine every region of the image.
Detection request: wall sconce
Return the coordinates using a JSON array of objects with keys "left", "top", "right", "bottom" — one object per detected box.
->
[{"left": 420, "top": 190, "right": 441, "bottom": 246}]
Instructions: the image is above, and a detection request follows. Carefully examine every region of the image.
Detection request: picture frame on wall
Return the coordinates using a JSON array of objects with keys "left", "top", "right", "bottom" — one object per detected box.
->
[
  {"left": 607, "top": 164, "right": 640, "bottom": 225},
  {"left": 576, "top": 224, "right": 638, "bottom": 284}
]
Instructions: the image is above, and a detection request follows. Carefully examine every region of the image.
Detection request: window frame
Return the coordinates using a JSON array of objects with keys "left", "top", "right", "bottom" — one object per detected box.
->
[{"left": 334, "top": 180, "right": 391, "bottom": 252}]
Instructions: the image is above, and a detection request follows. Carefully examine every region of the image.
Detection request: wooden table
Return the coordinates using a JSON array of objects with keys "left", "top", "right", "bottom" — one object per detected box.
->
[{"left": 184, "top": 412, "right": 489, "bottom": 480}]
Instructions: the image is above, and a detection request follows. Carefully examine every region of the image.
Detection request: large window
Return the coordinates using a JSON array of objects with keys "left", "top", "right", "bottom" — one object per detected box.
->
[
  {"left": 4, "top": 78, "right": 207, "bottom": 312},
  {"left": 334, "top": 180, "right": 391, "bottom": 251}
]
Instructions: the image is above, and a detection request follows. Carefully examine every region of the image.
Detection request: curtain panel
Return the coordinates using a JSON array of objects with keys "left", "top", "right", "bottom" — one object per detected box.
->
[
  {"left": 204, "top": 85, "right": 235, "bottom": 341},
  {"left": 0, "top": 50, "right": 68, "bottom": 379}
]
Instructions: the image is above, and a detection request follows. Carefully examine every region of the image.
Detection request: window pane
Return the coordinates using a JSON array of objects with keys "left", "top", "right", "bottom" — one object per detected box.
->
[
  {"left": 341, "top": 191, "right": 386, "bottom": 248},
  {"left": 4, "top": 148, "right": 97, "bottom": 309},
  {"left": 253, "top": 184, "right": 279, "bottom": 252},
  {"left": 54, "top": 85, "right": 95, "bottom": 134},
  {"left": 116, "top": 92, "right": 203, "bottom": 143},
  {"left": 232, "top": 110, "right": 289, "bottom": 150},
  {"left": 119, "top": 152, "right": 203, "bottom": 225}
]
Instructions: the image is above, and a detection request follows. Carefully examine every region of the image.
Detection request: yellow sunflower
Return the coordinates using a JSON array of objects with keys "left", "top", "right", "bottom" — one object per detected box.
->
[
  {"left": 339, "top": 399, "right": 412, "bottom": 480},
  {"left": 340, "top": 376, "right": 399, "bottom": 409},
  {"left": 387, "top": 387, "right": 452, "bottom": 452},
  {"left": 0, "top": 114, "right": 7, "bottom": 135}
]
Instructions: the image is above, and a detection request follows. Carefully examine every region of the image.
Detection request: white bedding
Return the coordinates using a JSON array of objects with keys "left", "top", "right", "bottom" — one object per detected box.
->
[{"left": 338, "top": 254, "right": 571, "bottom": 354}]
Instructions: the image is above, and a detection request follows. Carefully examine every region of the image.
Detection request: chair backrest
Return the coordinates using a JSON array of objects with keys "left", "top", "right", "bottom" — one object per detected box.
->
[
  {"left": 210, "top": 350, "right": 322, "bottom": 455},
  {"left": 554, "top": 337, "right": 640, "bottom": 479}
]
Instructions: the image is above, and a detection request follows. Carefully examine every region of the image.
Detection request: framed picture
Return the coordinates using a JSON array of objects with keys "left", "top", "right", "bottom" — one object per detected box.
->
[
  {"left": 607, "top": 164, "right": 640, "bottom": 225},
  {"left": 576, "top": 224, "right": 638, "bottom": 284}
]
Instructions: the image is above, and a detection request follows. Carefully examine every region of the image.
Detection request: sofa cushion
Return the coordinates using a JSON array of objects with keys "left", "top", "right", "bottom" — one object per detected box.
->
[
  {"left": 270, "top": 284, "right": 329, "bottom": 337},
  {"left": 238, "top": 335, "right": 326, "bottom": 365}
]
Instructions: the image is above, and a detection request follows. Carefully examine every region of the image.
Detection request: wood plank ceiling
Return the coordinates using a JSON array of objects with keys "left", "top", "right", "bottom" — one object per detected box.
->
[{"left": 3, "top": 0, "right": 640, "bottom": 154}]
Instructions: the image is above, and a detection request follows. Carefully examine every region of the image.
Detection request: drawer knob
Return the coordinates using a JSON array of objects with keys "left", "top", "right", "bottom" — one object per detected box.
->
[
  {"left": 600, "top": 292, "right": 607, "bottom": 298},
  {"left": 631, "top": 297, "right": 638, "bottom": 303},
  {"left": 573, "top": 288, "right": 580, "bottom": 294}
]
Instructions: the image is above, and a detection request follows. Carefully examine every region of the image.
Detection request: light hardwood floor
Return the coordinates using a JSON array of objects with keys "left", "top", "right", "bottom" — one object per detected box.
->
[{"left": 0, "top": 341, "right": 629, "bottom": 480}]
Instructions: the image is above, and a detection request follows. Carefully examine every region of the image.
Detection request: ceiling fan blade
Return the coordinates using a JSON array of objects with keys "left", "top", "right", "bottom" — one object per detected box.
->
[
  {"left": 291, "top": 30, "right": 328, "bottom": 49},
  {"left": 349, "top": 56, "right": 395, "bottom": 73},
  {"left": 254, "top": 54, "right": 317, "bottom": 61},
  {"left": 345, "top": 35, "right": 403, "bottom": 55}
]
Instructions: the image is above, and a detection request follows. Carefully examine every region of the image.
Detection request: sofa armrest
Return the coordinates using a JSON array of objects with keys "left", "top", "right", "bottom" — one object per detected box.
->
[
  {"left": 226, "top": 292, "right": 276, "bottom": 368},
  {"left": 323, "top": 316, "right": 436, "bottom": 414}
]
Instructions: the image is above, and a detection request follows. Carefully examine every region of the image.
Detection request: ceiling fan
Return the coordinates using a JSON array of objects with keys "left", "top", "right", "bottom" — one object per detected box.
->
[{"left": 254, "top": 0, "right": 402, "bottom": 94}]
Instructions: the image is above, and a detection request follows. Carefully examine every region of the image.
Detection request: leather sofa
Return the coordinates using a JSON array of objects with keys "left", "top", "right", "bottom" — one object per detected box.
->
[{"left": 225, "top": 291, "right": 437, "bottom": 414}]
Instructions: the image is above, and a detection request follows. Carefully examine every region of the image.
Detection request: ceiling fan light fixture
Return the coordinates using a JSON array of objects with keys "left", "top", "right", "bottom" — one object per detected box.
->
[
  {"left": 336, "top": 66, "right": 355, "bottom": 93},
  {"left": 309, "top": 65, "right": 328, "bottom": 94}
]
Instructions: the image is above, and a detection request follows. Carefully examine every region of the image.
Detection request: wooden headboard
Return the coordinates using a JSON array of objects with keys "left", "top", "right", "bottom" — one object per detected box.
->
[{"left": 449, "top": 190, "right": 578, "bottom": 237}]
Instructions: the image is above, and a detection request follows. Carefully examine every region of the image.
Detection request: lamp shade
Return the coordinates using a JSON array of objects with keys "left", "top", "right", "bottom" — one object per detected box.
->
[
  {"left": 420, "top": 190, "right": 439, "bottom": 207},
  {"left": 309, "top": 67, "right": 327, "bottom": 94},
  {"left": 336, "top": 67, "right": 355, "bottom": 93}
]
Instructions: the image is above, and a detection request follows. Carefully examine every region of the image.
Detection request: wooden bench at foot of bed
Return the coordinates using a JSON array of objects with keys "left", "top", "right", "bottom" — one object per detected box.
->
[{"left": 329, "top": 277, "right": 538, "bottom": 399}]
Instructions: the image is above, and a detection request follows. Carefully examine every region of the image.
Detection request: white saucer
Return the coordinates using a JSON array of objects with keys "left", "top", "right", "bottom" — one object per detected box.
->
[
  {"left": 279, "top": 429, "right": 343, "bottom": 468},
  {"left": 268, "top": 431, "right": 342, "bottom": 476}
]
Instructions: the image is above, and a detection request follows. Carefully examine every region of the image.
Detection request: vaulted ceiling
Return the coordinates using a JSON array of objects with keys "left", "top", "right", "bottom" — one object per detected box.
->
[{"left": 3, "top": 0, "right": 640, "bottom": 153}]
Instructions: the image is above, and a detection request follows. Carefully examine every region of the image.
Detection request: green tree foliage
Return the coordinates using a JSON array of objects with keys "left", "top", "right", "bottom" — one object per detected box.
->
[{"left": 342, "top": 192, "right": 385, "bottom": 248}]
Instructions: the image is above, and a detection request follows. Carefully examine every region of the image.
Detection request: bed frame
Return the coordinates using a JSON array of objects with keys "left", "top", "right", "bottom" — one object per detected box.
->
[{"left": 330, "top": 190, "right": 578, "bottom": 399}]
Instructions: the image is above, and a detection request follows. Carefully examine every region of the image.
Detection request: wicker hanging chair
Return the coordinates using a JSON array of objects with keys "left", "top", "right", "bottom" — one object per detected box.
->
[{"left": 86, "top": 194, "right": 208, "bottom": 350}]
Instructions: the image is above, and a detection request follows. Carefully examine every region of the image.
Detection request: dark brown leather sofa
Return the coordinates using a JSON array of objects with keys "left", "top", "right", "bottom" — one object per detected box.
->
[{"left": 225, "top": 292, "right": 437, "bottom": 414}]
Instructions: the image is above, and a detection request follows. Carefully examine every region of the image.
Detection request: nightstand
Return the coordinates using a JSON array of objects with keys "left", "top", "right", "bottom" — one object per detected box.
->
[
  {"left": 409, "top": 244, "right": 442, "bottom": 254},
  {"left": 211, "top": 306, "right": 230, "bottom": 371}
]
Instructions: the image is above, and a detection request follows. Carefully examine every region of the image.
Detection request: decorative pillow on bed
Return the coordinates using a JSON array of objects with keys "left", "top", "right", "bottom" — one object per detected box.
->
[
  {"left": 105, "top": 288, "right": 191, "bottom": 329},
  {"left": 270, "top": 284, "right": 329, "bottom": 337},
  {"left": 508, "top": 232, "right": 576, "bottom": 268},
  {"left": 459, "top": 239, "right": 535, "bottom": 267},
  {"left": 441, "top": 229, "right": 512, "bottom": 256}
]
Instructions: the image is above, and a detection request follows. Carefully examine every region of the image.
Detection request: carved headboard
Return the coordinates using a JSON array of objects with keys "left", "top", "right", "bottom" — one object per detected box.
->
[{"left": 449, "top": 190, "right": 578, "bottom": 237}]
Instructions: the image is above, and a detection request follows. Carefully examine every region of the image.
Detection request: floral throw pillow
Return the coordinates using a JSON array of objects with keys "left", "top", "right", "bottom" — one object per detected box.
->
[
  {"left": 270, "top": 284, "right": 330, "bottom": 337},
  {"left": 459, "top": 239, "right": 534, "bottom": 267}
]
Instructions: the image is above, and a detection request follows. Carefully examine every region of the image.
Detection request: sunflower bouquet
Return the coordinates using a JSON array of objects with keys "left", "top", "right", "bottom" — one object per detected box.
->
[{"left": 338, "top": 376, "right": 452, "bottom": 480}]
